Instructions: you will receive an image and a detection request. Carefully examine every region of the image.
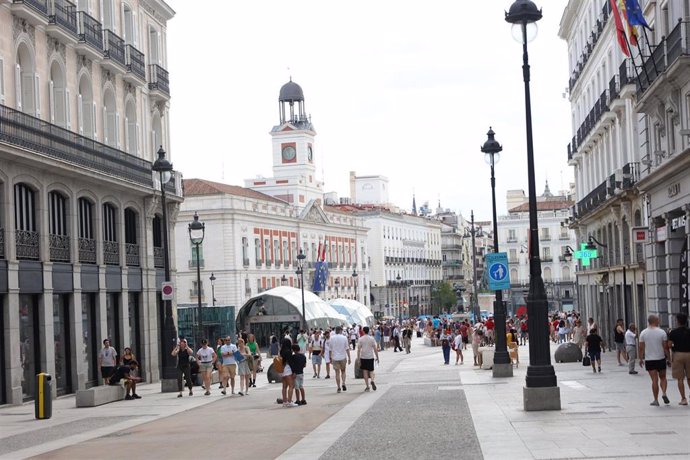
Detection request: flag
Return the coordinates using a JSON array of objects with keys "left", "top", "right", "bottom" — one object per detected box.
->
[
  {"left": 312, "top": 261, "right": 329, "bottom": 292},
  {"left": 625, "top": 0, "right": 652, "bottom": 30},
  {"left": 321, "top": 239, "right": 327, "bottom": 261},
  {"left": 610, "top": 0, "right": 631, "bottom": 56},
  {"left": 316, "top": 241, "right": 322, "bottom": 262},
  {"left": 618, "top": 0, "right": 638, "bottom": 47}
]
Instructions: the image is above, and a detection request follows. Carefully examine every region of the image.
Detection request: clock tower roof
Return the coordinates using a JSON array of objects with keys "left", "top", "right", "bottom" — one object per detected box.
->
[{"left": 279, "top": 79, "right": 304, "bottom": 102}]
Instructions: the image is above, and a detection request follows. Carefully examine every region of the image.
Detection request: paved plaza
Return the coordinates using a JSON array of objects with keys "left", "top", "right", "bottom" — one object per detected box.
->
[{"left": 1, "top": 337, "right": 689, "bottom": 459}]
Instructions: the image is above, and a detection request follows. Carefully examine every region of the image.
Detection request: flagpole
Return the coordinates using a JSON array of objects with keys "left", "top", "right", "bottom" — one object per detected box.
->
[{"left": 640, "top": 27, "right": 659, "bottom": 77}]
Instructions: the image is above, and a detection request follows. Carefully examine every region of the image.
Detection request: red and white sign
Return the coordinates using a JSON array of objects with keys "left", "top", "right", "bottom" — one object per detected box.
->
[
  {"left": 632, "top": 226, "right": 649, "bottom": 244},
  {"left": 656, "top": 225, "right": 668, "bottom": 243},
  {"left": 161, "top": 282, "right": 174, "bottom": 300}
]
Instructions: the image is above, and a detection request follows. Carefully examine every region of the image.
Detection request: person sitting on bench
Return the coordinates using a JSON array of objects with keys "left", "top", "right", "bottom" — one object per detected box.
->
[{"left": 110, "top": 360, "right": 141, "bottom": 400}]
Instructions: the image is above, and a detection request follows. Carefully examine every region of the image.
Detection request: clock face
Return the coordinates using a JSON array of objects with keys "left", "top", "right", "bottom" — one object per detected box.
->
[
  {"left": 282, "top": 146, "right": 296, "bottom": 162},
  {"left": 308, "top": 146, "right": 313, "bottom": 162}
]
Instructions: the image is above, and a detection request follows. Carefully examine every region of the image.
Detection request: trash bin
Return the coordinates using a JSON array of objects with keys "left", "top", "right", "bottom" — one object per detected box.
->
[{"left": 35, "top": 373, "right": 52, "bottom": 420}]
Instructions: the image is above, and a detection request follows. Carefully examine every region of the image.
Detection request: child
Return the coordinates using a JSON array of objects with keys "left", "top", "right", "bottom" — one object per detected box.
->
[{"left": 289, "top": 344, "right": 307, "bottom": 406}]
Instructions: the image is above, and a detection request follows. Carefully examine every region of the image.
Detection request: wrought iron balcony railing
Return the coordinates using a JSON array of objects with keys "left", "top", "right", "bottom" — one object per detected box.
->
[
  {"left": 76, "top": 11, "right": 102, "bottom": 51},
  {"left": 49, "top": 0, "right": 77, "bottom": 36},
  {"left": 125, "top": 243, "right": 139, "bottom": 266},
  {"left": 638, "top": 20, "right": 690, "bottom": 97},
  {"left": 78, "top": 237, "right": 96, "bottom": 264},
  {"left": 49, "top": 233, "right": 71, "bottom": 262},
  {"left": 103, "top": 240, "right": 119, "bottom": 265},
  {"left": 16, "top": 230, "right": 40, "bottom": 260},
  {"left": 103, "top": 29, "right": 126, "bottom": 68},
  {"left": 125, "top": 45, "right": 145, "bottom": 80},
  {"left": 149, "top": 64, "right": 170, "bottom": 96},
  {"left": 13, "top": 0, "right": 48, "bottom": 15},
  {"left": 153, "top": 246, "right": 164, "bottom": 268}
]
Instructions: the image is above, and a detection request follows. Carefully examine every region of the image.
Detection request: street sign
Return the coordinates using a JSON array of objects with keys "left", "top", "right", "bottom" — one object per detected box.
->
[
  {"left": 574, "top": 243, "right": 597, "bottom": 266},
  {"left": 486, "top": 252, "right": 510, "bottom": 291},
  {"left": 161, "top": 282, "right": 174, "bottom": 300}
]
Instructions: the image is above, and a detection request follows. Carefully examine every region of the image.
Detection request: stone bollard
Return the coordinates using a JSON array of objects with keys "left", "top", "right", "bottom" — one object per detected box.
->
[{"left": 554, "top": 342, "right": 583, "bottom": 363}]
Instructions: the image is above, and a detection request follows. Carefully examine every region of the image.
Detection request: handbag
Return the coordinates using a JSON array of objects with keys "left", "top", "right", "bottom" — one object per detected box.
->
[
  {"left": 582, "top": 356, "right": 591, "bottom": 366},
  {"left": 233, "top": 350, "right": 246, "bottom": 363},
  {"left": 273, "top": 356, "right": 284, "bottom": 373}
]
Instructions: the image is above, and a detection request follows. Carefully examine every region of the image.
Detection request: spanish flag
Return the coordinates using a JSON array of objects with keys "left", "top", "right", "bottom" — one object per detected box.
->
[
  {"left": 618, "top": 0, "right": 639, "bottom": 47},
  {"left": 610, "top": 0, "right": 630, "bottom": 56}
]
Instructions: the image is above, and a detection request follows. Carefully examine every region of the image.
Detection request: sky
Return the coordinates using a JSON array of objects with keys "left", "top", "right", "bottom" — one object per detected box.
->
[{"left": 166, "top": 0, "right": 572, "bottom": 221}]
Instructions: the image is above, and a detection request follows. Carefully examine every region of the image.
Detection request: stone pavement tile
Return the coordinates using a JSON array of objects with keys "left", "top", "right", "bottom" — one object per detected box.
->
[{"left": 529, "top": 447, "right": 584, "bottom": 459}]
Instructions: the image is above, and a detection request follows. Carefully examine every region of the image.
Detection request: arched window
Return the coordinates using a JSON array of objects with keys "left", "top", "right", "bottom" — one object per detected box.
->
[
  {"left": 14, "top": 183, "right": 39, "bottom": 260},
  {"left": 78, "top": 197, "right": 96, "bottom": 264},
  {"left": 16, "top": 43, "right": 38, "bottom": 116},
  {"left": 103, "top": 87, "right": 118, "bottom": 148},
  {"left": 562, "top": 266, "right": 571, "bottom": 281},
  {"left": 78, "top": 75, "right": 95, "bottom": 138},
  {"left": 543, "top": 267, "right": 552, "bottom": 282},
  {"left": 49, "top": 191, "right": 70, "bottom": 262},
  {"left": 122, "top": 3, "right": 136, "bottom": 45},
  {"left": 103, "top": 203, "right": 119, "bottom": 265},
  {"left": 151, "top": 110, "right": 162, "bottom": 154},
  {"left": 49, "top": 60, "right": 68, "bottom": 128},
  {"left": 124, "top": 98, "right": 137, "bottom": 154}
]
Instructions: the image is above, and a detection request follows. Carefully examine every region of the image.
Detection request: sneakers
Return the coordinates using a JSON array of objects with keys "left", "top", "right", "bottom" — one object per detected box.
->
[
  {"left": 284, "top": 402, "right": 299, "bottom": 408},
  {"left": 125, "top": 394, "right": 133, "bottom": 400},
  {"left": 205, "top": 390, "right": 211, "bottom": 395},
  {"left": 325, "top": 375, "right": 330, "bottom": 379},
  {"left": 650, "top": 400, "right": 660, "bottom": 406},
  {"left": 313, "top": 374, "right": 317, "bottom": 378},
  {"left": 221, "top": 389, "right": 226, "bottom": 395},
  {"left": 629, "top": 370, "right": 638, "bottom": 374},
  {"left": 177, "top": 393, "right": 183, "bottom": 398},
  {"left": 680, "top": 399, "right": 688, "bottom": 406},
  {"left": 252, "top": 383, "right": 256, "bottom": 387},
  {"left": 662, "top": 394, "right": 670, "bottom": 405},
  {"left": 342, "top": 384, "right": 347, "bottom": 392},
  {"left": 132, "top": 393, "right": 142, "bottom": 399},
  {"left": 598, "top": 366, "right": 601, "bottom": 373},
  {"left": 371, "top": 382, "right": 377, "bottom": 391},
  {"left": 296, "top": 400, "right": 307, "bottom": 406},
  {"left": 238, "top": 392, "right": 244, "bottom": 396},
  {"left": 189, "top": 390, "right": 193, "bottom": 396},
  {"left": 337, "top": 387, "right": 341, "bottom": 393},
  {"left": 364, "top": 387, "right": 370, "bottom": 392}
]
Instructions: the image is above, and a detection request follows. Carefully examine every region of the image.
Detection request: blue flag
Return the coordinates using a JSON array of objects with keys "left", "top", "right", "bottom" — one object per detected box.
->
[
  {"left": 312, "top": 262, "right": 329, "bottom": 292},
  {"left": 625, "top": 0, "right": 651, "bottom": 29}
]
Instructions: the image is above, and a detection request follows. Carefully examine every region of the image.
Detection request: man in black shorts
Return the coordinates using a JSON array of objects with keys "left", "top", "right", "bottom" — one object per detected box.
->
[
  {"left": 109, "top": 360, "right": 141, "bottom": 400},
  {"left": 357, "top": 327, "right": 380, "bottom": 391},
  {"left": 639, "top": 314, "right": 671, "bottom": 406}
]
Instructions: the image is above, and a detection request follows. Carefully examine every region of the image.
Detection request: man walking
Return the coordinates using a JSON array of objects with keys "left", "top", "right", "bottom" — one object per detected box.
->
[
  {"left": 329, "top": 326, "right": 351, "bottom": 393},
  {"left": 171, "top": 339, "right": 194, "bottom": 397},
  {"left": 98, "top": 339, "right": 117, "bottom": 384},
  {"left": 308, "top": 329, "right": 324, "bottom": 378},
  {"left": 639, "top": 315, "right": 671, "bottom": 406},
  {"left": 625, "top": 323, "right": 639, "bottom": 375},
  {"left": 614, "top": 319, "right": 628, "bottom": 366},
  {"left": 668, "top": 313, "right": 690, "bottom": 405},
  {"left": 357, "top": 326, "right": 379, "bottom": 391},
  {"left": 220, "top": 336, "right": 238, "bottom": 395}
]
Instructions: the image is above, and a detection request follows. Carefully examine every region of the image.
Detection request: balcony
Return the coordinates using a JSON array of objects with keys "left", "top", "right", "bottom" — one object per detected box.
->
[
  {"left": 637, "top": 20, "right": 690, "bottom": 110},
  {"left": 188, "top": 258, "right": 204, "bottom": 269},
  {"left": 78, "top": 237, "right": 96, "bottom": 264},
  {"left": 102, "top": 30, "right": 126, "bottom": 73},
  {"left": 124, "top": 45, "right": 146, "bottom": 85},
  {"left": 11, "top": 0, "right": 49, "bottom": 27},
  {"left": 0, "top": 228, "right": 4, "bottom": 259},
  {"left": 539, "top": 235, "right": 551, "bottom": 242},
  {"left": 153, "top": 246, "right": 164, "bottom": 268},
  {"left": 149, "top": 64, "right": 170, "bottom": 101},
  {"left": 49, "top": 233, "right": 70, "bottom": 262},
  {"left": 0, "top": 104, "right": 156, "bottom": 189},
  {"left": 576, "top": 180, "right": 609, "bottom": 221},
  {"left": 47, "top": 0, "right": 78, "bottom": 44},
  {"left": 16, "top": 230, "right": 39, "bottom": 260},
  {"left": 567, "top": 1, "right": 611, "bottom": 93},
  {"left": 103, "top": 240, "right": 119, "bottom": 265},
  {"left": 125, "top": 243, "right": 139, "bottom": 266},
  {"left": 75, "top": 11, "right": 103, "bottom": 61}
]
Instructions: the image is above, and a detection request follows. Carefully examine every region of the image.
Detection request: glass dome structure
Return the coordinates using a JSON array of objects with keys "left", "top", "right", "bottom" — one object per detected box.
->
[{"left": 328, "top": 299, "right": 376, "bottom": 328}]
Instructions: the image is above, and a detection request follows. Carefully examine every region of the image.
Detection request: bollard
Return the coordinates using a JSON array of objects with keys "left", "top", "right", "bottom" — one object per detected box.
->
[{"left": 34, "top": 373, "right": 53, "bottom": 420}]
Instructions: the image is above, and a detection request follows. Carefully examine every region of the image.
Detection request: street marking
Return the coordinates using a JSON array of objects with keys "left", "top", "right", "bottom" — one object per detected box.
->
[
  {"left": 560, "top": 380, "right": 587, "bottom": 390},
  {"left": 438, "top": 386, "right": 462, "bottom": 391}
]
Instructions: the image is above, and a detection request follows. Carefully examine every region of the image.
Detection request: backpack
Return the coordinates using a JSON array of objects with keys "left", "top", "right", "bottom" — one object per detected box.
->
[{"left": 272, "top": 356, "right": 284, "bottom": 373}]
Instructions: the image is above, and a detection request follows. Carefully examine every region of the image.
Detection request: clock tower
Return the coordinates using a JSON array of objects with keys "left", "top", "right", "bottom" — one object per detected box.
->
[{"left": 246, "top": 79, "right": 324, "bottom": 207}]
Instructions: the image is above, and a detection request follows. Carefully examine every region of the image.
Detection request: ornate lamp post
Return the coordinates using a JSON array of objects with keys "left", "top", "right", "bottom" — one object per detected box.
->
[
  {"left": 151, "top": 146, "right": 177, "bottom": 388},
  {"left": 334, "top": 277, "right": 340, "bottom": 298},
  {"left": 295, "top": 249, "right": 307, "bottom": 330},
  {"left": 352, "top": 269, "right": 358, "bottom": 302},
  {"left": 209, "top": 272, "right": 216, "bottom": 306},
  {"left": 188, "top": 212, "right": 205, "bottom": 348},
  {"left": 505, "top": 0, "right": 560, "bottom": 410},
  {"left": 481, "top": 127, "right": 513, "bottom": 378}
]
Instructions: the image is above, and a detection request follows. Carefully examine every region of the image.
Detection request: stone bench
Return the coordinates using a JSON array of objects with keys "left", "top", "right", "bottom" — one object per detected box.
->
[
  {"left": 479, "top": 347, "right": 495, "bottom": 370},
  {"left": 76, "top": 385, "right": 125, "bottom": 407}
]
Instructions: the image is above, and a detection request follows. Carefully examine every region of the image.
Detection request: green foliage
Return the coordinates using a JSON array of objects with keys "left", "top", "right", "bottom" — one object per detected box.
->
[{"left": 432, "top": 282, "right": 458, "bottom": 311}]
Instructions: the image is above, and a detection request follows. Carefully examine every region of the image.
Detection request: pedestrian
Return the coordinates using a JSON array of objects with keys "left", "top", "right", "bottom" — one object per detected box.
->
[
  {"left": 625, "top": 323, "right": 639, "bottom": 375},
  {"left": 309, "top": 329, "right": 324, "bottom": 378},
  {"left": 350, "top": 325, "right": 359, "bottom": 351},
  {"left": 290, "top": 343, "right": 307, "bottom": 405},
  {"left": 219, "top": 336, "right": 238, "bottom": 395},
  {"left": 571, "top": 319, "right": 586, "bottom": 350},
  {"left": 236, "top": 338, "right": 252, "bottom": 396},
  {"left": 296, "top": 329, "right": 309, "bottom": 354},
  {"left": 357, "top": 326, "right": 379, "bottom": 391},
  {"left": 171, "top": 338, "right": 194, "bottom": 397},
  {"left": 453, "top": 330, "right": 464, "bottom": 365},
  {"left": 374, "top": 325, "right": 383, "bottom": 352},
  {"left": 441, "top": 331, "right": 451, "bottom": 365},
  {"left": 472, "top": 328, "right": 483, "bottom": 366},
  {"left": 109, "top": 360, "right": 141, "bottom": 400},
  {"left": 668, "top": 313, "right": 690, "bottom": 406},
  {"left": 279, "top": 337, "right": 297, "bottom": 407},
  {"left": 247, "top": 334, "right": 262, "bottom": 388},
  {"left": 98, "top": 339, "right": 117, "bottom": 384},
  {"left": 402, "top": 324, "right": 412, "bottom": 354},
  {"left": 614, "top": 318, "right": 628, "bottom": 366},
  {"left": 558, "top": 319, "right": 567, "bottom": 344},
  {"left": 329, "top": 325, "right": 351, "bottom": 393},
  {"left": 639, "top": 314, "right": 671, "bottom": 406},
  {"left": 391, "top": 324, "right": 402, "bottom": 352},
  {"left": 269, "top": 335, "right": 280, "bottom": 358},
  {"left": 460, "top": 321, "right": 470, "bottom": 350},
  {"left": 196, "top": 339, "right": 216, "bottom": 396},
  {"left": 215, "top": 337, "right": 224, "bottom": 389},
  {"left": 585, "top": 327, "right": 604, "bottom": 373},
  {"left": 323, "top": 329, "right": 333, "bottom": 379},
  {"left": 587, "top": 317, "right": 597, "bottom": 333},
  {"left": 519, "top": 318, "right": 528, "bottom": 345}
]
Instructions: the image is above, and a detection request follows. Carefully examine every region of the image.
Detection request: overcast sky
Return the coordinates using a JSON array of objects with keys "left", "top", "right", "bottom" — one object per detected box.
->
[{"left": 167, "top": 0, "right": 572, "bottom": 221}]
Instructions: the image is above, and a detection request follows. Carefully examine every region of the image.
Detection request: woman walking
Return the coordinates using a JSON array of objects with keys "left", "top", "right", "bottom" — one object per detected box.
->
[
  {"left": 571, "top": 319, "right": 586, "bottom": 350},
  {"left": 196, "top": 339, "right": 216, "bottom": 395},
  {"left": 247, "top": 334, "right": 261, "bottom": 387},
  {"left": 323, "top": 329, "right": 332, "bottom": 379},
  {"left": 236, "top": 338, "right": 251, "bottom": 396},
  {"left": 453, "top": 330, "right": 464, "bottom": 365},
  {"left": 171, "top": 339, "right": 194, "bottom": 397}
]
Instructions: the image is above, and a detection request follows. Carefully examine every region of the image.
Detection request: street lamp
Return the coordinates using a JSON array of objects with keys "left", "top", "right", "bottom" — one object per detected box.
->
[
  {"left": 506, "top": 0, "right": 560, "bottom": 410},
  {"left": 396, "top": 273, "right": 402, "bottom": 319},
  {"left": 334, "top": 277, "right": 340, "bottom": 299},
  {"left": 188, "top": 212, "right": 205, "bottom": 348},
  {"left": 295, "top": 249, "right": 307, "bottom": 330},
  {"left": 352, "top": 269, "right": 359, "bottom": 302},
  {"left": 481, "top": 127, "right": 512, "bottom": 378},
  {"left": 151, "top": 146, "right": 177, "bottom": 387},
  {"left": 209, "top": 272, "right": 216, "bottom": 306}
]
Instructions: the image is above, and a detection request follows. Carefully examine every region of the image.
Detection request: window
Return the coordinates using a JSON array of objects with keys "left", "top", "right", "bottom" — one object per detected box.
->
[
  {"left": 148, "top": 26, "right": 160, "bottom": 64},
  {"left": 283, "top": 240, "right": 288, "bottom": 264},
  {"left": 241, "top": 237, "right": 248, "bottom": 264},
  {"left": 124, "top": 208, "right": 137, "bottom": 244},
  {"left": 103, "top": 88, "right": 118, "bottom": 148},
  {"left": 124, "top": 99, "right": 137, "bottom": 155},
  {"left": 190, "top": 242, "right": 203, "bottom": 267},
  {"left": 509, "top": 248, "right": 517, "bottom": 261},
  {"left": 122, "top": 3, "right": 136, "bottom": 45},
  {"left": 273, "top": 239, "right": 280, "bottom": 263},
  {"left": 540, "top": 228, "right": 550, "bottom": 240},
  {"left": 191, "top": 280, "right": 203, "bottom": 297},
  {"left": 78, "top": 75, "right": 96, "bottom": 139},
  {"left": 49, "top": 192, "right": 68, "bottom": 236},
  {"left": 254, "top": 238, "right": 261, "bottom": 263},
  {"left": 542, "top": 247, "right": 551, "bottom": 261},
  {"left": 16, "top": 44, "right": 38, "bottom": 116},
  {"left": 102, "top": 204, "right": 117, "bottom": 242},
  {"left": 0, "top": 57, "right": 5, "bottom": 105},
  {"left": 49, "top": 61, "right": 68, "bottom": 128},
  {"left": 263, "top": 238, "right": 270, "bottom": 262},
  {"left": 152, "top": 215, "right": 162, "bottom": 247},
  {"left": 78, "top": 198, "right": 94, "bottom": 239},
  {"left": 508, "top": 229, "right": 516, "bottom": 241},
  {"left": 102, "top": 0, "right": 115, "bottom": 31}
]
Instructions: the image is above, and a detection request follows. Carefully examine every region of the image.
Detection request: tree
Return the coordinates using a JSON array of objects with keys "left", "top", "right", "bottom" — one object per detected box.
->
[{"left": 432, "top": 282, "right": 457, "bottom": 314}]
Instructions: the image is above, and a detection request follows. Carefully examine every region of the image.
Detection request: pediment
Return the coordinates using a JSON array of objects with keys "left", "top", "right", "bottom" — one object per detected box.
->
[{"left": 299, "top": 199, "right": 330, "bottom": 224}]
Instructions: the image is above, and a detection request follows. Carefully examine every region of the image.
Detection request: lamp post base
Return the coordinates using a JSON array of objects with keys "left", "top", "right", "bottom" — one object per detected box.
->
[
  {"left": 492, "top": 362, "right": 514, "bottom": 378},
  {"left": 161, "top": 378, "right": 180, "bottom": 393},
  {"left": 523, "top": 385, "right": 561, "bottom": 411}
]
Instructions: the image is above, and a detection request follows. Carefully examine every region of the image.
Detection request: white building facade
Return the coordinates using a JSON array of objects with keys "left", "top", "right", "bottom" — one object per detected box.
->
[{"left": 0, "top": 0, "right": 179, "bottom": 404}]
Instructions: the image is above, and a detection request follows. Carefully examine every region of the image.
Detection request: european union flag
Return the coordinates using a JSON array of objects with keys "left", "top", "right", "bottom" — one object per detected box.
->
[
  {"left": 626, "top": 0, "right": 651, "bottom": 29},
  {"left": 312, "top": 262, "right": 329, "bottom": 292}
]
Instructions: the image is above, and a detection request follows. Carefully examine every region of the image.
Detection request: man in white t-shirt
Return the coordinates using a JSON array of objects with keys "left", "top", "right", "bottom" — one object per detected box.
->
[
  {"left": 639, "top": 315, "right": 670, "bottom": 406},
  {"left": 220, "top": 336, "right": 238, "bottom": 395},
  {"left": 357, "top": 327, "right": 379, "bottom": 391},
  {"left": 329, "top": 326, "right": 351, "bottom": 393}
]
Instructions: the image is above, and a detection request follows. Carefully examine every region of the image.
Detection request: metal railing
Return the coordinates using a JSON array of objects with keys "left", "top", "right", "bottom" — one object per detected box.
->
[
  {"left": 78, "top": 237, "right": 96, "bottom": 264},
  {"left": 13, "top": 0, "right": 48, "bottom": 15},
  {"left": 16, "top": 230, "right": 40, "bottom": 260},
  {"left": 255, "top": 257, "right": 262, "bottom": 266},
  {"left": 49, "top": 233, "right": 70, "bottom": 262},
  {"left": 76, "top": 11, "right": 102, "bottom": 51},
  {"left": 49, "top": 0, "right": 77, "bottom": 36},
  {"left": 153, "top": 246, "right": 164, "bottom": 268},
  {"left": 103, "top": 29, "right": 126, "bottom": 67},
  {"left": 577, "top": 180, "right": 609, "bottom": 219},
  {"left": 103, "top": 240, "right": 119, "bottom": 265},
  {"left": 638, "top": 21, "right": 689, "bottom": 96},
  {"left": 149, "top": 64, "right": 170, "bottom": 96},
  {"left": 125, "top": 45, "right": 145, "bottom": 80},
  {"left": 0, "top": 104, "right": 153, "bottom": 187},
  {"left": 125, "top": 243, "right": 139, "bottom": 266},
  {"left": 567, "top": 1, "right": 612, "bottom": 93}
]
